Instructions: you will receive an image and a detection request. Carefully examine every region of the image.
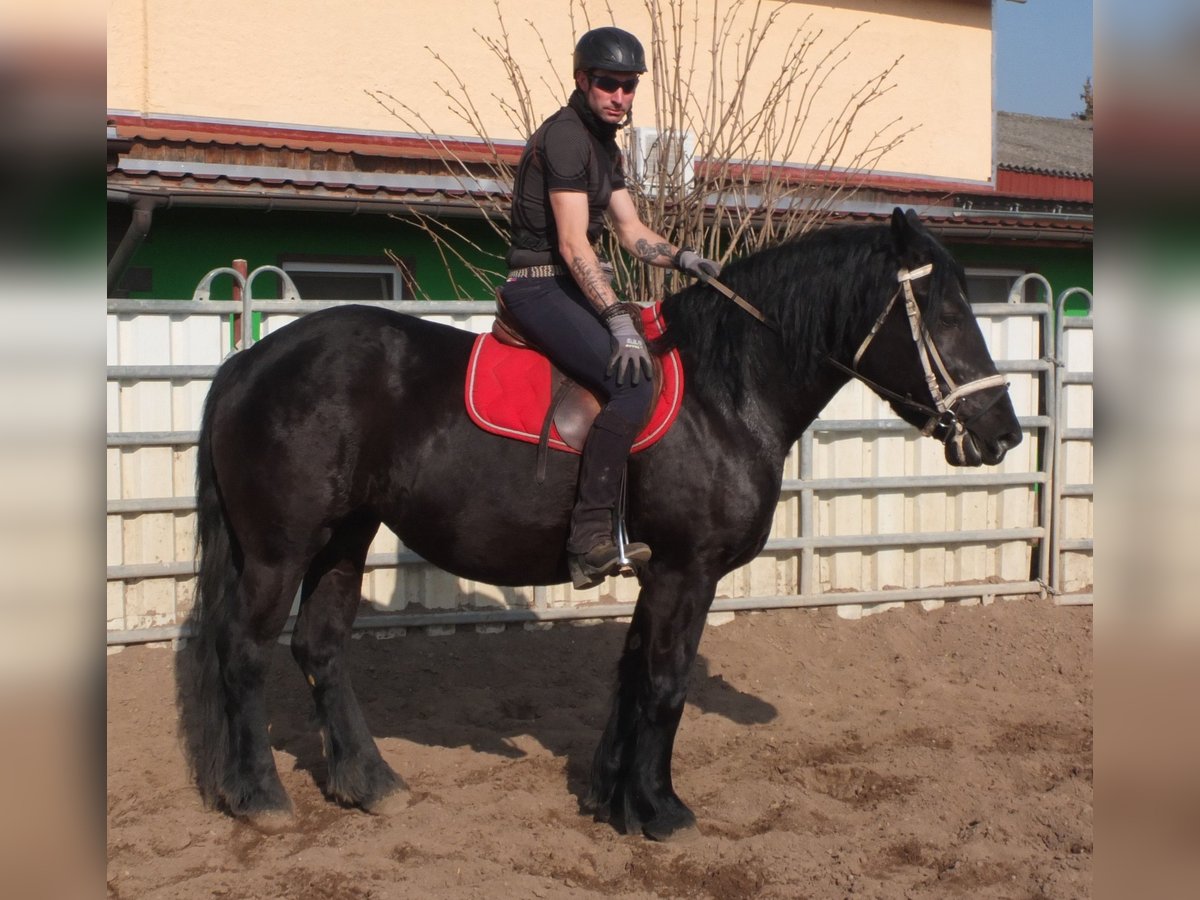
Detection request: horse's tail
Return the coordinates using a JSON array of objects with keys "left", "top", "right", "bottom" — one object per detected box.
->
[{"left": 177, "top": 352, "right": 247, "bottom": 808}]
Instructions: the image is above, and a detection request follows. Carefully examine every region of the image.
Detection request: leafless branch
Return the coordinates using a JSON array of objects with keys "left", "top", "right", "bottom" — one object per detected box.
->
[{"left": 369, "top": 0, "right": 910, "bottom": 301}]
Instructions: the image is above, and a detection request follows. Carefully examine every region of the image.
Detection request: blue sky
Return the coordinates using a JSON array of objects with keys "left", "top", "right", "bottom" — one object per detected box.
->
[{"left": 994, "top": 0, "right": 1093, "bottom": 118}]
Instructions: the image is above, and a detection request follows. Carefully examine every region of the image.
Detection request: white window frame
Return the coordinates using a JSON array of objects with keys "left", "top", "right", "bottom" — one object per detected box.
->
[
  {"left": 964, "top": 267, "right": 1032, "bottom": 304},
  {"left": 281, "top": 260, "right": 407, "bottom": 300}
]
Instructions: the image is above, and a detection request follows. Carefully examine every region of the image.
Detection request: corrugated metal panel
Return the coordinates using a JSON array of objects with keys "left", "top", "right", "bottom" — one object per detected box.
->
[{"left": 996, "top": 168, "right": 1093, "bottom": 202}]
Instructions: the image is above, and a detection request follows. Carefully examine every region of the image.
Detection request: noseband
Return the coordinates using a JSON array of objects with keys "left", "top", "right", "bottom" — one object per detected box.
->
[{"left": 825, "top": 264, "right": 1008, "bottom": 443}]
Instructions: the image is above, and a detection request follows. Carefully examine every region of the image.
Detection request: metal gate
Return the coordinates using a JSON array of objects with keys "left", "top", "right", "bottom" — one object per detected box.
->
[
  {"left": 106, "top": 281, "right": 1092, "bottom": 645},
  {"left": 1050, "top": 287, "right": 1094, "bottom": 604}
]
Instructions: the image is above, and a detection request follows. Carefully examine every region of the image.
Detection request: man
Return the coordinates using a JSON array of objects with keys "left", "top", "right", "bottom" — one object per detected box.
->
[{"left": 500, "top": 26, "right": 720, "bottom": 589}]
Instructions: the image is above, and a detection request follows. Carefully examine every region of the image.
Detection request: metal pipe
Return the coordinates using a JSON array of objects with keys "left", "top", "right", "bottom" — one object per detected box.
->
[
  {"left": 191, "top": 267, "right": 247, "bottom": 302},
  {"left": 105, "top": 580, "right": 1046, "bottom": 646},
  {"left": 1001, "top": 272, "right": 1060, "bottom": 599},
  {"left": 241, "top": 265, "right": 303, "bottom": 347},
  {"left": 107, "top": 432, "right": 199, "bottom": 447},
  {"left": 108, "top": 365, "right": 219, "bottom": 380},
  {"left": 107, "top": 185, "right": 495, "bottom": 221},
  {"left": 107, "top": 197, "right": 158, "bottom": 294},
  {"left": 108, "top": 298, "right": 495, "bottom": 316},
  {"left": 105, "top": 417, "right": 1052, "bottom": 448},
  {"left": 107, "top": 497, "right": 197, "bottom": 514},
  {"left": 104, "top": 472, "right": 1047, "bottom": 517},
  {"left": 232, "top": 258, "right": 248, "bottom": 349},
  {"left": 106, "top": 527, "right": 1045, "bottom": 582}
]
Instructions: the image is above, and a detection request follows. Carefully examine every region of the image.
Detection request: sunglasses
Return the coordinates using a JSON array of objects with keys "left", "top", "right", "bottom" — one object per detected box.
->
[{"left": 590, "top": 74, "right": 640, "bottom": 94}]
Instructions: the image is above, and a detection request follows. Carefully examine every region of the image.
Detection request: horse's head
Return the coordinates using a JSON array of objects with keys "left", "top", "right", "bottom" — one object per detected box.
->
[{"left": 846, "top": 209, "right": 1022, "bottom": 466}]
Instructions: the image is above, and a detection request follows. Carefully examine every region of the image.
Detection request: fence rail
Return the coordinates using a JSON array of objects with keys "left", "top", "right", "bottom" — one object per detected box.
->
[{"left": 106, "top": 288, "right": 1092, "bottom": 644}]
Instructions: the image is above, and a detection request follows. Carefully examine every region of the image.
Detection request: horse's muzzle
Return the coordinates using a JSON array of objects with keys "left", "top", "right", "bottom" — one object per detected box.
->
[{"left": 945, "top": 427, "right": 1020, "bottom": 467}]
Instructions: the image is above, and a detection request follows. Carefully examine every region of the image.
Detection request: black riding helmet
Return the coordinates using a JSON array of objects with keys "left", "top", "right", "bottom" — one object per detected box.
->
[{"left": 573, "top": 27, "right": 647, "bottom": 74}]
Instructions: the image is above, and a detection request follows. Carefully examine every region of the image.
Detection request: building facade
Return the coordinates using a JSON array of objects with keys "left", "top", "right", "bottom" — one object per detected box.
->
[{"left": 107, "top": 0, "right": 1091, "bottom": 304}]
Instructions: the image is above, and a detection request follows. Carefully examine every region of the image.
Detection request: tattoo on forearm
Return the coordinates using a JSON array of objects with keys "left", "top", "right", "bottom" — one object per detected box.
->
[
  {"left": 569, "top": 255, "right": 618, "bottom": 313},
  {"left": 633, "top": 238, "right": 675, "bottom": 265}
]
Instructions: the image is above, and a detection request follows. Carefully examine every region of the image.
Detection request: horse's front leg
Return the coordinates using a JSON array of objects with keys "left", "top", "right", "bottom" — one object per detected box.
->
[{"left": 586, "top": 565, "right": 716, "bottom": 841}]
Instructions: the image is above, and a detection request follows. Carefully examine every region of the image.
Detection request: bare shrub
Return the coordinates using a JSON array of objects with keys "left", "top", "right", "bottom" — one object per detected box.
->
[{"left": 369, "top": 0, "right": 911, "bottom": 301}]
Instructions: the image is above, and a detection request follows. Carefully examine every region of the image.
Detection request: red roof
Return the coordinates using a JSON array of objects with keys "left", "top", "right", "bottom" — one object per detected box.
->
[
  {"left": 995, "top": 168, "right": 1092, "bottom": 202},
  {"left": 108, "top": 113, "right": 1091, "bottom": 238}
]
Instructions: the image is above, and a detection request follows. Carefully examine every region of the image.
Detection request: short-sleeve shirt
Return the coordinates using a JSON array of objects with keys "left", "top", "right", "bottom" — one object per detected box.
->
[{"left": 506, "top": 102, "right": 626, "bottom": 269}]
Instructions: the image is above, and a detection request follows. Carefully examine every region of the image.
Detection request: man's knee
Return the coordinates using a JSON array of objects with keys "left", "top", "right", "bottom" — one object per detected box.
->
[{"left": 607, "top": 378, "right": 654, "bottom": 425}]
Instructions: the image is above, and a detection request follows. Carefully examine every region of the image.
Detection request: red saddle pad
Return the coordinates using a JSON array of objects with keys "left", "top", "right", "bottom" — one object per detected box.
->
[{"left": 465, "top": 303, "right": 683, "bottom": 454}]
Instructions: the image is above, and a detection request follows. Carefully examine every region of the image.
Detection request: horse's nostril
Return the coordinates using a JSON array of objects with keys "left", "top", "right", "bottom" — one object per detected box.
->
[{"left": 999, "top": 430, "right": 1022, "bottom": 450}]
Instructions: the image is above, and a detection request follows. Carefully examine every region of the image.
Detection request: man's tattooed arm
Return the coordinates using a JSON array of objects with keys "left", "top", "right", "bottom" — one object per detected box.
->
[
  {"left": 569, "top": 254, "right": 621, "bottom": 314},
  {"left": 632, "top": 237, "right": 676, "bottom": 266}
]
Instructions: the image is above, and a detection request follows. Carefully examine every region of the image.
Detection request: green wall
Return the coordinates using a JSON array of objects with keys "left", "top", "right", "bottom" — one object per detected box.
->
[
  {"left": 119, "top": 206, "right": 1092, "bottom": 317},
  {"left": 948, "top": 240, "right": 1093, "bottom": 315},
  {"left": 122, "top": 206, "right": 508, "bottom": 301}
]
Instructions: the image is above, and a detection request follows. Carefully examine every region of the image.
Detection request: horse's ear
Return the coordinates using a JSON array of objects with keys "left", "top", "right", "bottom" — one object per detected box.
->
[
  {"left": 890, "top": 207, "right": 913, "bottom": 250},
  {"left": 890, "top": 207, "right": 925, "bottom": 253}
]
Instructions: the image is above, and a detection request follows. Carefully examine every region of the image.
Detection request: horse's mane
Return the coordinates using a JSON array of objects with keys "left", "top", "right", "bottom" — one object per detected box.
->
[{"left": 657, "top": 222, "right": 951, "bottom": 403}]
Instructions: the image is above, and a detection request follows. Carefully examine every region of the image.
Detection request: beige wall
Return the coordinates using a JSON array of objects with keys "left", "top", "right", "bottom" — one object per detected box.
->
[{"left": 107, "top": 0, "right": 993, "bottom": 182}]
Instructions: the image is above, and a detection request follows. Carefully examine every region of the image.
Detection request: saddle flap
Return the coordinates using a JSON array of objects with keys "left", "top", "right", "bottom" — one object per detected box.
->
[
  {"left": 466, "top": 302, "right": 684, "bottom": 456},
  {"left": 548, "top": 355, "right": 665, "bottom": 452},
  {"left": 551, "top": 380, "right": 602, "bottom": 452}
]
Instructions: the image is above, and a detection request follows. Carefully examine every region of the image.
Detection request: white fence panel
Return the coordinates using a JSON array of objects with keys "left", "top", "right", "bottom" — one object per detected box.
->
[{"left": 107, "top": 290, "right": 1083, "bottom": 643}]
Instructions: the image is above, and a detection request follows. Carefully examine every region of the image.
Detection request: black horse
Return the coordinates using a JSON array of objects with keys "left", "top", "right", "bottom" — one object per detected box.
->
[{"left": 181, "top": 209, "right": 1020, "bottom": 840}]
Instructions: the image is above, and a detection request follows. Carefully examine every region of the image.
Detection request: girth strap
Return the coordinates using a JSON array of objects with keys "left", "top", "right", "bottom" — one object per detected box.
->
[{"left": 536, "top": 375, "right": 575, "bottom": 484}]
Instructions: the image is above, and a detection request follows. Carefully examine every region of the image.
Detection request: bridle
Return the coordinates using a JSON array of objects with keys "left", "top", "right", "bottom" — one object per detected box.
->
[
  {"left": 701, "top": 263, "right": 1008, "bottom": 444},
  {"left": 822, "top": 263, "right": 1008, "bottom": 443}
]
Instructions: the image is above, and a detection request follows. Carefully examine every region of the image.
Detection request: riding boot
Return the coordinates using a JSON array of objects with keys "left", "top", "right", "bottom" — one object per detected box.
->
[{"left": 567, "top": 407, "right": 652, "bottom": 589}]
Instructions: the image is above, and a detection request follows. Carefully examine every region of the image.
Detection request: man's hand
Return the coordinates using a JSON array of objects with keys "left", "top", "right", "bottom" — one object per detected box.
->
[
  {"left": 674, "top": 248, "right": 722, "bottom": 279},
  {"left": 605, "top": 312, "right": 653, "bottom": 386}
]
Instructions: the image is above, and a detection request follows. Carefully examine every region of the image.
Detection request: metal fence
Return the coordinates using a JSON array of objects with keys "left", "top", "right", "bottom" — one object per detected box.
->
[
  {"left": 106, "top": 285, "right": 1092, "bottom": 645},
  {"left": 1050, "top": 288, "right": 1094, "bottom": 605}
]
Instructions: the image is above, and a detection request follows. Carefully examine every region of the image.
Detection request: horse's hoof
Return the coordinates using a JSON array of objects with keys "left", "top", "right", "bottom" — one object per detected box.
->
[
  {"left": 641, "top": 803, "right": 699, "bottom": 842},
  {"left": 242, "top": 808, "right": 296, "bottom": 834},
  {"left": 363, "top": 786, "right": 411, "bottom": 817},
  {"left": 580, "top": 793, "right": 610, "bottom": 818},
  {"left": 645, "top": 821, "right": 701, "bottom": 843}
]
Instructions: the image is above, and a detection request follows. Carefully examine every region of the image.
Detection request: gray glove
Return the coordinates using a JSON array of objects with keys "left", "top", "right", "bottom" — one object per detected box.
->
[
  {"left": 675, "top": 248, "right": 721, "bottom": 279},
  {"left": 605, "top": 312, "right": 653, "bottom": 387}
]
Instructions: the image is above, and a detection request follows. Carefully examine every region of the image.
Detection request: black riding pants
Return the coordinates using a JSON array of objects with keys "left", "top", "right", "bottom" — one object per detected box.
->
[{"left": 498, "top": 274, "right": 655, "bottom": 552}]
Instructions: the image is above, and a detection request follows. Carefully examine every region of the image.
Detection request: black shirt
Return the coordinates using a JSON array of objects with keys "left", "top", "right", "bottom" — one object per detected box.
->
[{"left": 506, "top": 90, "right": 627, "bottom": 269}]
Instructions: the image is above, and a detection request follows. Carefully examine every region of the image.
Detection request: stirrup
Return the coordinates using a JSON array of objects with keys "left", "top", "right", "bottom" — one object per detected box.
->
[
  {"left": 568, "top": 465, "right": 651, "bottom": 589},
  {"left": 568, "top": 541, "right": 652, "bottom": 590}
]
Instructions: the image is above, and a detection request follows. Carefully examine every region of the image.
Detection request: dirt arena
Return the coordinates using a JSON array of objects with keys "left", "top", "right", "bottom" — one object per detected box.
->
[{"left": 107, "top": 596, "right": 1091, "bottom": 899}]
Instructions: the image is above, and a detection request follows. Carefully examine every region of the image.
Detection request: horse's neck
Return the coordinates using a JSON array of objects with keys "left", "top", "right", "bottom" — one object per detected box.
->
[{"left": 682, "top": 337, "right": 851, "bottom": 459}]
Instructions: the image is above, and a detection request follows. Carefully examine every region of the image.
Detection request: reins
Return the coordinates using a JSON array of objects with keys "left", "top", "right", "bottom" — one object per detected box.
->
[
  {"left": 696, "top": 270, "right": 776, "bottom": 331},
  {"left": 700, "top": 264, "right": 1008, "bottom": 443}
]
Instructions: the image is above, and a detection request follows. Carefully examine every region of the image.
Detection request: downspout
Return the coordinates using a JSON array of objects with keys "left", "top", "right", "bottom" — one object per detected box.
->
[{"left": 107, "top": 195, "right": 160, "bottom": 295}]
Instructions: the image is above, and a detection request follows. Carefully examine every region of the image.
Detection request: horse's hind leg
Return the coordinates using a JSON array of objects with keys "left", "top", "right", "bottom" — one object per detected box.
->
[
  {"left": 290, "top": 517, "right": 408, "bottom": 814},
  {"left": 215, "top": 562, "right": 302, "bottom": 824}
]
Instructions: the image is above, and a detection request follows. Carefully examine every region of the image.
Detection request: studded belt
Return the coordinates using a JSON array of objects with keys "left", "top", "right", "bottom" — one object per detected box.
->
[{"left": 506, "top": 264, "right": 568, "bottom": 280}]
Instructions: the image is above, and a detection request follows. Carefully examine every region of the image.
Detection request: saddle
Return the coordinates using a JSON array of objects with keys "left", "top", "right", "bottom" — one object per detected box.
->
[{"left": 465, "top": 292, "right": 684, "bottom": 478}]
